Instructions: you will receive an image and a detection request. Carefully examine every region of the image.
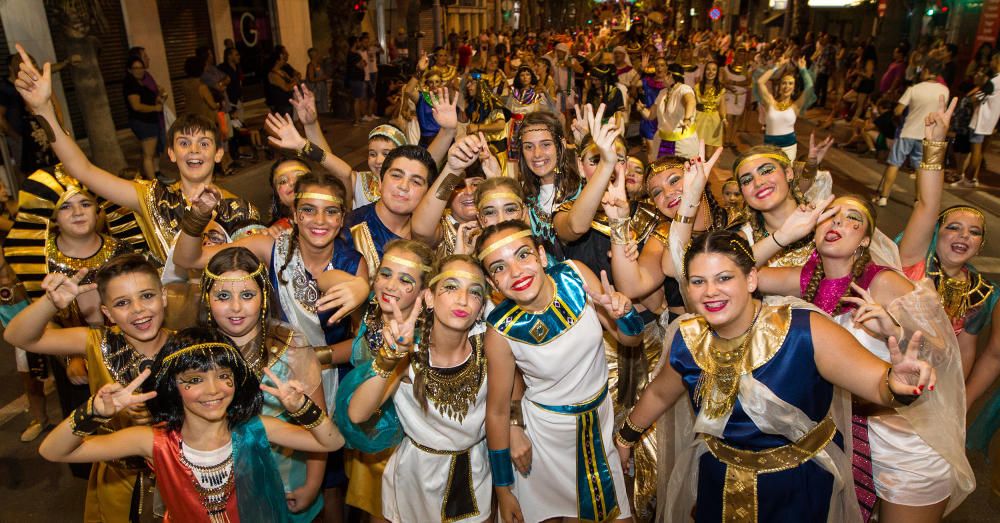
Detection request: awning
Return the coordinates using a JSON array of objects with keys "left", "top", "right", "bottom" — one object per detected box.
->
[{"left": 763, "top": 11, "right": 785, "bottom": 25}]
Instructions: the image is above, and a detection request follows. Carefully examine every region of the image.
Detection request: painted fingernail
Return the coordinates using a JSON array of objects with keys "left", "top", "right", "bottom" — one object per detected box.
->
[
  {"left": 914, "top": 388, "right": 921, "bottom": 395},
  {"left": 918, "top": 385, "right": 925, "bottom": 392},
  {"left": 929, "top": 385, "right": 935, "bottom": 391},
  {"left": 398, "top": 336, "right": 405, "bottom": 343}
]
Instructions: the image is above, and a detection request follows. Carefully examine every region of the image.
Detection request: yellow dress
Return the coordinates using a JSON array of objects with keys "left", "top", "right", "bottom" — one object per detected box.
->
[{"left": 694, "top": 84, "right": 724, "bottom": 147}]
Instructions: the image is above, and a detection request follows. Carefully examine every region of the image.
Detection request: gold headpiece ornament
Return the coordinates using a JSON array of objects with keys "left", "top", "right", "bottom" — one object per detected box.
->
[
  {"left": 730, "top": 239, "right": 753, "bottom": 261},
  {"left": 200, "top": 260, "right": 270, "bottom": 337},
  {"left": 204, "top": 262, "right": 266, "bottom": 282},
  {"left": 273, "top": 162, "right": 311, "bottom": 179},
  {"left": 831, "top": 196, "right": 875, "bottom": 235},
  {"left": 477, "top": 192, "right": 523, "bottom": 211},
  {"left": 647, "top": 157, "right": 686, "bottom": 176},
  {"left": 295, "top": 192, "right": 344, "bottom": 206},
  {"left": 384, "top": 254, "right": 431, "bottom": 273},
  {"left": 477, "top": 229, "right": 534, "bottom": 260},
  {"left": 626, "top": 157, "right": 645, "bottom": 169},
  {"left": 940, "top": 205, "right": 986, "bottom": 225},
  {"left": 429, "top": 270, "right": 486, "bottom": 288},
  {"left": 732, "top": 152, "right": 790, "bottom": 176}
]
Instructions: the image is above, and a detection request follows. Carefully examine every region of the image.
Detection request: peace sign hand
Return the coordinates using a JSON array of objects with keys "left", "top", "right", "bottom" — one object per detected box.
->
[
  {"left": 841, "top": 282, "right": 902, "bottom": 340},
  {"left": 260, "top": 367, "right": 311, "bottom": 414},
  {"left": 924, "top": 95, "right": 958, "bottom": 142},
  {"left": 92, "top": 368, "right": 157, "bottom": 417},
  {"left": 570, "top": 104, "right": 591, "bottom": 146},
  {"left": 587, "top": 103, "right": 619, "bottom": 165},
  {"left": 887, "top": 331, "right": 936, "bottom": 397},
  {"left": 601, "top": 161, "right": 630, "bottom": 220},
  {"left": 584, "top": 270, "right": 633, "bottom": 319},
  {"left": 42, "top": 269, "right": 98, "bottom": 310},
  {"left": 773, "top": 194, "right": 836, "bottom": 246},
  {"left": 385, "top": 294, "right": 424, "bottom": 353},
  {"left": 808, "top": 132, "right": 834, "bottom": 164},
  {"left": 13, "top": 44, "right": 52, "bottom": 113}
]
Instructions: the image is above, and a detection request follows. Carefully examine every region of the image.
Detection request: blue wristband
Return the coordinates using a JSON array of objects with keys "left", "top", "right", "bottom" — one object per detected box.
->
[
  {"left": 615, "top": 308, "right": 645, "bottom": 337},
  {"left": 489, "top": 448, "right": 515, "bottom": 487}
]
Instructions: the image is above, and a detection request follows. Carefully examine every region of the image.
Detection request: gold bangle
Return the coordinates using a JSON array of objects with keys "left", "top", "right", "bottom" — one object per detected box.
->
[
  {"left": 510, "top": 400, "right": 525, "bottom": 428},
  {"left": 614, "top": 431, "right": 636, "bottom": 448},
  {"left": 608, "top": 217, "right": 634, "bottom": 245},
  {"left": 314, "top": 346, "right": 333, "bottom": 366},
  {"left": 624, "top": 416, "right": 646, "bottom": 434},
  {"left": 674, "top": 214, "right": 696, "bottom": 224}
]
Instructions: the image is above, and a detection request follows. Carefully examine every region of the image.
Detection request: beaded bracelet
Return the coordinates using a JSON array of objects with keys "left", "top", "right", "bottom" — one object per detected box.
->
[{"left": 287, "top": 396, "right": 326, "bottom": 429}]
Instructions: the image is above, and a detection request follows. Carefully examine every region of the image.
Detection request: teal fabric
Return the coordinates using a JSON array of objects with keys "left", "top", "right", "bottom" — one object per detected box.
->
[
  {"left": 487, "top": 261, "right": 588, "bottom": 345},
  {"left": 232, "top": 416, "right": 291, "bottom": 522},
  {"left": 332, "top": 359, "right": 404, "bottom": 453},
  {"left": 0, "top": 299, "right": 29, "bottom": 326},
  {"left": 969, "top": 388, "right": 1000, "bottom": 453}
]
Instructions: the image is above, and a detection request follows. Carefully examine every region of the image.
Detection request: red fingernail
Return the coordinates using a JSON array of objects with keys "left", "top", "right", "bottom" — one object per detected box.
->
[
  {"left": 929, "top": 385, "right": 935, "bottom": 391},
  {"left": 914, "top": 388, "right": 921, "bottom": 395},
  {"left": 918, "top": 385, "right": 925, "bottom": 392}
]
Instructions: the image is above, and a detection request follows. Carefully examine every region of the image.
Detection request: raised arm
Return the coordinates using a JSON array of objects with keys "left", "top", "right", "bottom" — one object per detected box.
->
[
  {"left": 265, "top": 108, "right": 352, "bottom": 199},
  {"left": 898, "top": 96, "right": 956, "bottom": 266},
  {"left": 288, "top": 85, "right": 352, "bottom": 180},
  {"left": 554, "top": 104, "right": 618, "bottom": 241},
  {"left": 755, "top": 57, "right": 784, "bottom": 108},
  {"left": 171, "top": 184, "right": 275, "bottom": 269},
  {"left": 260, "top": 367, "right": 345, "bottom": 453},
  {"left": 426, "top": 87, "right": 460, "bottom": 167},
  {"left": 4, "top": 270, "right": 92, "bottom": 355},
  {"left": 13, "top": 44, "right": 139, "bottom": 209},
  {"left": 794, "top": 57, "right": 814, "bottom": 111},
  {"left": 412, "top": 134, "right": 485, "bottom": 243}
]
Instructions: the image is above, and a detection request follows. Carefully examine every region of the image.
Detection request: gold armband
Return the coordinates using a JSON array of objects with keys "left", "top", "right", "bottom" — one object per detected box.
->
[
  {"left": 608, "top": 217, "right": 634, "bottom": 245},
  {"left": 919, "top": 139, "right": 947, "bottom": 171},
  {"left": 510, "top": 400, "right": 525, "bottom": 428}
]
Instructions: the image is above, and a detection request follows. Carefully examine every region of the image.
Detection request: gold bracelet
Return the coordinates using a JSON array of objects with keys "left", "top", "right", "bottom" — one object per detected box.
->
[
  {"left": 510, "top": 400, "right": 525, "bottom": 428},
  {"left": 373, "top": 345, "right": 405, "bottom": 378},
  {"left": 614, "top": 431, "right": 637, "bottom": 448},
  {"left": 608, "top": 217, "right": 634, "bottom": 245},
  {"left": 624, "top": 415, "right": 646, "bottom": 434},
  {"left": 314, "top": 346, "right": 333, "bottom": 366},
  {"left": 802, "top": 158, "right": 819, "bottom": 180},
  {"left": 674, "top": 214, "right": 696, "bottom": 224},
  {"left": 920, "top": 139, "right": 947, "bottom": 171}
]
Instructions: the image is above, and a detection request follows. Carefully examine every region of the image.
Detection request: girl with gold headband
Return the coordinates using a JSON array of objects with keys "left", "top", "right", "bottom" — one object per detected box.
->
[
  {"left": 694, "top": 60, "right": 727, "bottom": 158},
  {"left": 267, "top": 157, "right": 312, "bottom": 233},
  {"left": 477, "top": 221, "right": 642, "bottom": 523},
  {"left": 756, "top": 195, "right": 973, "bottom": 521},
  {"left": 198, "top": 246, "right": 328, "bottom": 521},
  {"left": 337, "top": 254, "right": 492, "bottom": 522},
  {"left": 37, "top": 327, "right": 345, "bottom": 523},
  {"left": 333, "top": 239, "right": 435, "bottom": 522},
  {"left": 617, "top": 230, "right": 937, "bottom": 523}
]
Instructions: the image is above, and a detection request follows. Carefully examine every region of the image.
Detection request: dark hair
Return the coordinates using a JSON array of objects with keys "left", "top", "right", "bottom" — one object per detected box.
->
[
  {"left": 200, "top": 247, "right": 278, "bottom": 332},
  {"left": 516, "top": 111, "right": 580, "bottom": 207},
  {"left": 698, "top": 60, "right": 722, "bottom": 97},
  {"left": 126, "top": 56, "right": 145, "bottom": 71},
  {"left": 802, "top": 196, "right": 876, "bottom": 313},
  {"left": 475, "top": 220, "right": 539, "bottom": 264},
  {"left": 278, "top": 172, "right": 348, "bottom": 284},
  {"left": 147, "top": 327, "right": 262, "bottom": 432},
  {"left": 95, "top": 254, "right": 162, "bottom": 299},
  {"left": 512, "top": 65, "right": 537, "bottom": 89},
  {"left": 167, "top": 113, "right": 221, "bottom": 149},
  {"left": 682, "top": 229, "right": 756, "bottom": 279},
  {"left": 224, "top": 47, "right": 239, "bottom": 62},
  {"left": 268, "top": 157, "right": 313, "bottom": 223},
  {"left": 380, "top": 144, "right": 439, "bottom": 184},
  {"left": 183, "top": 56, "right": 204, "bottom": 79}
]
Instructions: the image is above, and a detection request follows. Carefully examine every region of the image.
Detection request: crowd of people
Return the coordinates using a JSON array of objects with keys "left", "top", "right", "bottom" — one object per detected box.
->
[{"left": 0, "top": 14, "right": 998, "bottom": 523}]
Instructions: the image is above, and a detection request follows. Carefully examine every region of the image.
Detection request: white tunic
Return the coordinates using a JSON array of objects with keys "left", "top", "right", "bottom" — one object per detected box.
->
[
  {"left": 382, "top": 356, "right": 492, "bottom": 523},
  {"left": 723, "top": 68, "right": 748, "bottom": 115}
]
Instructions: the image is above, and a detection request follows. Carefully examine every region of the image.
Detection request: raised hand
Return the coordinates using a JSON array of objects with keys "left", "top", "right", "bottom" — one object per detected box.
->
[
  {"left": 447, "top": 133, "right": 486, "bottom": 172},
  {"left": 13, "top": 44, "right": 52, "bottom": 112},
  {"left": 773, "top": 194, "right": 836, "bottom": 246},
  {"left": 570, "top": 104, "right": 591, "bottom": 145},
  {"left": 416, "top": 52, "right": 429, "bottom": 72},
  {"left": 92, "top": 368, "right": 158, "bottom": 417},
  {"left": 887, "top": 331, "right": 936, "bottom": 396},
  {"left": 430, "top": 87, "right": 459, "bottom": 130},
  {"left": 42, "top": 269, "right": 98, "bottom": 310},
  {"left": 841, "top": 282, "right": 902, "bottom": 340},
  {"left": 808, "top": 132, "right": 834, "bottom": 164},
  {"left": 584, "top": 270, "right": 633, "bottom": 319},
  {"left": 385, "top": 294, "right": 424, "bottom": 353},
  {"left": 189, "top": 183, "right": 222, "bottom": 217},
  {"left": 454, "top": 221, "right": 482, "bottom": 255},
  {"left": 265, "top": 112, "right": 308, "bottom": 151},
  {"left": 290, "top": 84, "right": 319, "bottom": 125},
  {"left": 587, "top": 103, "right": 619, "bottom": 166},
  {"left": 479, "top": 136, "right": 503, "bottom": 178},
  {"left": 602, "top": 161, "right": 630, "bottom": 220},
  {"left": 260, "top": 367, "right": 311, "bottom": 413},
  {"left": 796, "top": 56, "right": 807, "bottom": 70},
  {"left": 924, "top": 95, "right": 958, "bottom": 142}
]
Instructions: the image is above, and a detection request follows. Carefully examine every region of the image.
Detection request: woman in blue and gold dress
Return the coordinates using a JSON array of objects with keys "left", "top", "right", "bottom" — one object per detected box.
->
[{"left": 616, "top": 230, "right": 936, "bottom": 523}]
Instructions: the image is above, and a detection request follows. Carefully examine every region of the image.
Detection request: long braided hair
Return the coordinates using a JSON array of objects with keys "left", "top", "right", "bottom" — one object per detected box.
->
[
  {"left": 801, "top": 197, "right": 877, "bottom": 315},
  {"left": 277, "top": 171, "right": 348, "bottom": 284}
]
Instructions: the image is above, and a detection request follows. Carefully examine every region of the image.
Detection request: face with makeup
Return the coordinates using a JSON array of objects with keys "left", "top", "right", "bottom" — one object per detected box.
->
[
  {"left": 778, "top": 74, "right": 796, "bottom": 99},
  {"left": 935, "top": 209, "right": 986, "bottom": 269},
  {"left": 293, "top": 186, "right": 344, "bottom": 250},
  {"left": 54, "top": 193, "right": 99, "bottom": 239},
  {"left": 207, "top": 271, "right": 262, "bottom": 341},
  {"left": 177, "top": 366, "right": 235, "bottom": 422},
  {"left": 736, "top": 157, "right": 794, "bottom": 212},
  {"left": 815, "top": 200, "right": 871, "bottom": 259},
  {"left": 450, "top": 176, "right": 485, "bottom": 223},
  {"left": 481, "top": 232, "right": 549, "bottom": 307},
  {"left": 625, "top": 159, "right": 645, "bottom": 198},
  {"left": 645, "top": 166, "right": 686, "bottom": 218},
  {"left": 272, "top": 160, "right": 309, "bottom": 211},
  {"left": 368, "top": 137, "right": 398, "bottom": 177},
  {"left": 425, "top": 260, "right": 487, "bottom": 331},
  {"left": 577, "top": 140, "right": 627, "bottom": 180},
  {"left": 520, "top": 126, "right": 559, "bottom": 179},
  {"left": 425, "top": 74, "right": 444, "bottom": 90},
  {"left": 100, "top": 272, "right": 167, "bottom": 342},
  {"left": 477, "top": 191, "right": 528, "bottom": 227},
  {"left": 685, "top": 252, "right": 758, "bottom": 331},
  {"left": 374, "top": 248, "right": 426, "bottom": 313},
  {"left": 202, "top": 221, "right": 228, "bottom": 247}
]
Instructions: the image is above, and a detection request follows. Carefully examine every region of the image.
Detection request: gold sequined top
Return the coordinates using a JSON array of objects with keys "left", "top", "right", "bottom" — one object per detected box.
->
[{"left": 696, "top": 84, "right": 724, "bottom": 113}]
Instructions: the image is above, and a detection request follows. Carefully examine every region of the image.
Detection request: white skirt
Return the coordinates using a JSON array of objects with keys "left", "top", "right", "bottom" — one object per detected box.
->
[
  {"left": 513, "top": 392, "right": 631, "bottom": 522},
  {"left": 869, "top": 415, "right": 953, "bottom": 506}
]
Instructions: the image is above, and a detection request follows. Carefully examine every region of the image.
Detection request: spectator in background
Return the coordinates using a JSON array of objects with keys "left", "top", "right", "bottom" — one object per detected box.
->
[
  {"left": 941, "top": 43, "right": 958, "bottom": 89},
  {"left": 265, "top": 50, "right": 296, "bottom": 117},
  {"left": 812, "top": 34, "right": 836, "bottom": 108},
  {"left": 363, "top": 33, "right": 382, "bottom": 120},
  {"left": 274, "top": 45, "right": 302, "bottom": 84},
  {"left": 346, "top": 35, "right": 368, "bottom": 126},
  {"left": 394, "top": 28, "right": 409, "bottom": 61},
  {"left": 306, "top": 48, "right": 330, "bottom": 114},
  {"left": 954, "top": 52, "right": 1000, "bottom": 187},
  {"left": 123, "top": 56, "right": 166, "bottom": 180},
  {"left": 218, "top": 46, "right": 243, "bottom": 115},
  {"left": 457, "top": 36, "right": 473, "bottom": 72}
]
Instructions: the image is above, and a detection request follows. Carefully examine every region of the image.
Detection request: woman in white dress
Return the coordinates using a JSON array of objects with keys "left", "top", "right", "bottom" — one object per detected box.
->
[
  {"left": 342, "top": 254, "right": 492, "bottom": 522},
  {"left": 478, "top": 220, "right": 642, "bottom": 523}
]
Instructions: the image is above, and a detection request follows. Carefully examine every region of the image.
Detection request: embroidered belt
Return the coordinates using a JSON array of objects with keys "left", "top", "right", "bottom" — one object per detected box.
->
[
  {"left": 659, "top": 124, "right": 695, "bottom": 142},
  {"left": 410, "top": 438, "right": 483, "bottom": 523},
  {"left": 703, "top": 416, "right": 836, "bottom": 523},
  {"left": 533, "top": 384, "right": 620, "bottom": 523}
]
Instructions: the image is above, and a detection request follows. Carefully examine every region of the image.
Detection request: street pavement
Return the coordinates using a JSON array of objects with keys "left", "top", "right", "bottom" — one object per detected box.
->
[{"left": 0, "top": 108, "right": 997, "bottom": 519}]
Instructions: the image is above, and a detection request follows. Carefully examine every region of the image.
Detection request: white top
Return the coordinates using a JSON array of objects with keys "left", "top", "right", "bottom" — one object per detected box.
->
[
  {"left": 655, "top": 83, "right": 696, "bottom": 135},
  {"left": 393, "top": 352, "right": 487, "bottom": 450},
  {"left": 765, "top": 104, "right": 797, "bottom": 136},
  {"left": 897, "top": 81, "right": 950, "bottom": 140},
  {"left": 181, "top": 440, "right": 234, "bottom": 491},
  {"left": 972, "top": 75, "right": 1000, "bottom": 135},
  {"left": 537, "top": 183, "right": 556, "bottom": 217}
]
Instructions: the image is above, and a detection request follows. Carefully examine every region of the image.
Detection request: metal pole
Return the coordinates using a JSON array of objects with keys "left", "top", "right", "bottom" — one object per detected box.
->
[
  {"left": 376, "top": 0, "right": 386, "bottom": 62},
  {"left": 433, "top": 0, "right": 444, "bottom": 48}
]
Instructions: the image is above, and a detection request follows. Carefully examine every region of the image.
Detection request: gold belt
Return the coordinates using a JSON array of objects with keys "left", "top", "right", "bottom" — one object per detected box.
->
[
  {"left": 703, "top": 416, "right": 836, "bottom": 523},
  {"left": 659, "top": 125, "right": 695, "bottom": 142}
]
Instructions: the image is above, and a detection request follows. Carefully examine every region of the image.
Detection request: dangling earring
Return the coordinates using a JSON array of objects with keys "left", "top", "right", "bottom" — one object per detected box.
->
[{"left": 854, "top": 244, "right": 866, "bottom": 259}]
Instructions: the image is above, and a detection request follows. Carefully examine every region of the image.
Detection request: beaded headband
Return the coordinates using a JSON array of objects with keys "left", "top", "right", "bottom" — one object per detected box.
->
[
  {"left": 647, "top": 158, "right": 686, "bottom": 176},
  {"left": 477, "top": 191, "right": 523, "bottom": 210},
  {"left": 831, "top": 196, "right": 874, "bottom": 235},
  {"left": 732, "top": 152, "right": 790, "bottom": 176},
  {"left": 940, "top": 205, "right": 985, "bottom": 224},
  {"left": 369, "top": 124, "right": 407, "bottom": 147},
  {"left": 204, "top": 262, "right": 265, "bottom": 282},
  {"left": 384, "top": 254, "right": 431, "bottom": 272},
  {"left": 478, "top": 229, "right": 534, "bottom": 260},
  {"left": 158, "top": 343, "right": 242, "bottom": 378},
  {"left": 429, "top": 269, "right": 486, "bottom": 288},
  {"left": 730, "top": 239, "right": 753, "bottom": 261},
  {"left": 296, "top": 192, "right": 344, "bottom": 205}
]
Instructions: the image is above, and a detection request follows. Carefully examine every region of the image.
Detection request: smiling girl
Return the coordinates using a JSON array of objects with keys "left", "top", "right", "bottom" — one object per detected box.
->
[
  {"left": 38, "top": 327, "right": 344, "bottom": 522},
  {"left": 756, "top": 56, "right": 814, "bottom": 160}
]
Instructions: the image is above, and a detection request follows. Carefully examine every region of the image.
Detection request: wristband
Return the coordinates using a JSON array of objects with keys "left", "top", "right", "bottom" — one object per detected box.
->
[
  {"left": 287, "top": 396, "right": 326, "bottom": 429},
  {"left": 489, "top": 448, "right": 515, "bottom": 487},
  {"left": 608, "top": 217, "right": 633, "bottom": 245},
  {"left": 919, "top": 139, "right": 946, "bottom": 171},
  {"left": 70, "top": 396, "right": 112, "bottom": 437},
  {"left": 674, "top": 213, "right": 696, "bottom": 224},
  {"left": 180, "top": 209, "right": 212, "bottom": 237},
  {"left": 802, "top": 158, "right": 819, "bottom": 181},
  {"left": 615, "top": 415, "right": 646, "bottom": 448},
  {"left": 510, "top": 400, "right": 525, "bottom": 428},
  {"left": 615, "top": 308, "right": 645, "bottom": 337},
  {"left": 300, "top": 141, "right": 327, "bottom": 163},
  {"left": 373, "top": 344, "right": 405, "bottom": 378},
  {"left": 885, "top": 367, "right": 919, "bottom": 407}
]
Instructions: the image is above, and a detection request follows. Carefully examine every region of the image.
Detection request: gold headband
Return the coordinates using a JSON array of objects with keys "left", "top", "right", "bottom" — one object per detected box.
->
[
  {"left": 204, "top": 262, "right": 265, "bottom": 282},
  {"left": 478, "top": 229, "right": 533, "bottom": 260},
  {"left": 477, "top": 192, "right": 523, "bottom": 210},
  {"left": 940, "top": 205, "right": 985, "bottom": 223},
  {"left": 160, "top": 343, "right": 241, "bottom": 367},
  {"left": 384, "top": 254, "right": 431, "bottom": 272},
  {"left": 627, "top": 157, "right": 644, "bottom": 169},
  {"left": 733, "top": 153, "right": 790, "bottom": 176},
  {"left": 429, "top": 270, "right": 486, "bottom": 288},
  {"left": 296, "top": 192, "right": 344, "bottom": 205},
  {"left": 730, "top": 239, "right": 753, "bottom": 261},
  {"left": 648, "top": 159, "right": 686, "bottom": 175},
  {"left": 831, "top": 196, "right": 875, "bottom": 234},
  {"left": 274, "top": 164, "right": 309, "bottom": 178}
]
